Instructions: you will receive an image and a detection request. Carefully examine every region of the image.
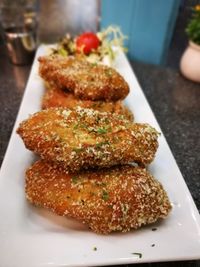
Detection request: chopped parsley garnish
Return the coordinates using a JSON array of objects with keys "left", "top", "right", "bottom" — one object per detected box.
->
[
  {"left": 72, "top": 176, "right": 78, "bottom": 184},
  {"left": 102, "top": 190, "right": 109, "bottom": 201},
  {"left": 104, "top": 117, "right": 109, "bottom": 124},
  {"left": 96, "top": 141, "right": 110, "bottom": 148},
  {"left": 73, "top": 123, "right": 79, "bottom": 130},
  {"left": 97, "top": 127, "right": 107, "bottom": 134},
  {"left": 80, "top": 123, "right": 87, "bottom": 129},
  {"left": 131, "top": 252, "right": 142, "bottom": 258},
  {"left": 93, "top": 246, "right": 97, "bottom": 251},
  {"left": 105, "top": 69, "right": 112, "bottom": 77},
  {"left": 91, "top": 62, "right": 98, "bottom": 67},
  {"left": 118, "top": 115, "right": 125, "bottom": 120},
  {"left": 151, "top": 228, "right": 157, "bottom": 231}
]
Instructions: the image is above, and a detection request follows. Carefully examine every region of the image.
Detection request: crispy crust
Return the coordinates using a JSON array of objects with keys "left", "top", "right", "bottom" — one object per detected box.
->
[
  {"left": 17, "top": 107, "right": 159, "bottom": 172},
  {"left": 38, "top": 55, "right": 129, "bottom": 101},
  {"left": 42, "top": 87, "right": 134, "bottom": 121},
  {"left": 26, "top": 160, "right": 171, "bottom": 234}
]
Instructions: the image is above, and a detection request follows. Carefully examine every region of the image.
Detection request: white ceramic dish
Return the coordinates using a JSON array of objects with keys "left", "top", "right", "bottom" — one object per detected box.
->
[{"left": 0, "top": 45, "right": 200, "bottom": 267}]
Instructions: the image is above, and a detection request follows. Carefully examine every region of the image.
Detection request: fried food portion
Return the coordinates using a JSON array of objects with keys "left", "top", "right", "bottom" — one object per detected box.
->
[
  {"left": 26, "top": 160, "right": 171, "bottom": 234},
  {"left": 17, "top": 107, "right": 159, "bottom": 172},
  {"left": 38, "top": 55, "right": 129, "bottom": 101},
  {"left": 42, "top": 87, "right": 134, "bottom": 121}
]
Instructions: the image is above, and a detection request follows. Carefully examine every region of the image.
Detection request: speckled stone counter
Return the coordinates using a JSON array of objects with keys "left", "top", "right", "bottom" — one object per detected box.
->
[
  {"left": 131, "top": 62, "right": 200, "bottom": 212},
  {"left": 0, "top": 45, "right": 200, "bottom": 267}
]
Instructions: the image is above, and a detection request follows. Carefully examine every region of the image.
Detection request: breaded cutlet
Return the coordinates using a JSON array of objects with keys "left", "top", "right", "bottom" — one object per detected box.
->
[
  {"left": 26, "top": 160, "right": 171, "bottom": 234},
  {"left": 38, "top": 55, "right": 129, "bottom": 101},
  {"left": 42, "top": 86, "right": 133, "bottom": 121},
  {"left": 17, "top": 107, "right": 159, "bottom": 172}
]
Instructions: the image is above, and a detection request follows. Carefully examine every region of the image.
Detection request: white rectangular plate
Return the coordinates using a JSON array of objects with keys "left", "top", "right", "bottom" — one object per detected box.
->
[{"left": 0, "top": 45, "right": 200, "bottom": 267}]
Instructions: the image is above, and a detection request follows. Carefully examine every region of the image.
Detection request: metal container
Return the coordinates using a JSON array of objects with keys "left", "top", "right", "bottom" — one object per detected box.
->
[
  {"left": 0, "top": 1, "right": 38, "bottom": 65},
  {"left": 4, "top": 27, "right": 37, "bottom": 65}
]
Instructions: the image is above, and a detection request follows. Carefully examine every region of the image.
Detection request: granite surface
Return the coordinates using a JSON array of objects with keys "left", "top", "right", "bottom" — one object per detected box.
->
[
  {"left": 132, "top": 62, "right": 200, "bottom": 211},
  {"left": 0, "top": 45, "right": 199, "bottom": 267}
]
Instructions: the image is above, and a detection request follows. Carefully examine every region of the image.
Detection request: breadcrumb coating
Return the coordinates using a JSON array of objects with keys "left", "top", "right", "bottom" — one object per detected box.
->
[
  {"left": 38, "top": 55, "right": 129, "bottom": 101},
  {"left": 17, "top": 107, "right": 159, "bottom": 172},
  {"left": 42, "top": 87, "right": 134, "bottom": 121},
  {"left": 26, "top": 161, "right": 171, "bottom": 234}
]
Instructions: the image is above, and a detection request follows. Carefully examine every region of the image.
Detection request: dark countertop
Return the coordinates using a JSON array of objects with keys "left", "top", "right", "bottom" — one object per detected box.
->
[
  {"left": 0, "top": 45, "right": 200, "bottom": 267},
  {"left": 132, "top": 62, "right": 200, "bottom": 211}
]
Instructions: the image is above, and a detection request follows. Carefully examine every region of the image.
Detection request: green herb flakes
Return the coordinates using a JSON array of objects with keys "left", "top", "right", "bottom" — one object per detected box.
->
[
  {"left": 73, "top": 123, "right": 79, "bottom": 130},
  {"left": 102, "top": 190, "right": 109, "bottom": 201},
  {"left": 96, "top": 141, "right": 110, "bottom": 148},
  {"left": 58, "top": 48, "right": 68, "bottom": 56},
  {"left": 105, "top": 69, "right": 112, "bottom": 77},
  {"left": 97, "top": 128, "right": 107, "bottom": 134},
  {"left": 72, "top": 176, "right": 78, "bottom": 184},
  {"left": 72, "top": 147, "right": 84, "bottom": 153},
  {"left": 91, "top": 62, "right": 98, "bottom": 67},
  {"left": 104, "top": 117, "right": 109, "bottom": 124},
  {"left": 93, "top": 246, "right": 97, "bottom": 251}
]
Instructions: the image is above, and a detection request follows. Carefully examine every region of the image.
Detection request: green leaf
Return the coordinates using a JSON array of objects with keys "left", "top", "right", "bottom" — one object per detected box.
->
[
  {"left": 97, "top": 128, "right": 107, "bottom": 134},
  {"left": 72, "top": 176, "right": 78, "bottom": 184},
  {"left": 58, "top": 48, "right": 68, "bottom": 57},
  {"left": 96, "top": 141, "right": 110, "bottom": 148},
  {"left": 102, "top": 190, "right": 109, "bottom": 201}
]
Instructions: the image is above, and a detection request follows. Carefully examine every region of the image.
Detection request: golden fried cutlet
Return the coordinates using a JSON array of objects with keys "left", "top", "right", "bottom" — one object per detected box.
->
[
  {"left": 26, "top": 160, "right": 171, "bottom": 234},
  {"left": 38, "top": 55, "right": 129, "bottom": 101},
  {"left": 42, "top": 87, "right": 134, "bottom": 121},
  {"left": 17, "top": 107, "right": 159, "bottom": 172}
]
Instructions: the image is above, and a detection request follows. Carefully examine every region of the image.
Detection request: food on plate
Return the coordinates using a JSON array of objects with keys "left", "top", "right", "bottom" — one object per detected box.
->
[
  {"left": 51, "top": 26, "right": 127, "bottom": 65},
  {"left": 16, "top": 32, "right": 171, "bottom": 236},
  {"left": 38, "top": 55, "right": 129, "bottom": 101},
  {"left": 76, "top": 32, "right": 100, "bottom": 54},
  {"left": 17, "top": 107, "right": 159, "bottom": 172},
  {"left": 42, "top": 86, "right": 134, "bottom": 121},
  {"left": 26, "top": 160, "right": 171, "bottom": 234}
]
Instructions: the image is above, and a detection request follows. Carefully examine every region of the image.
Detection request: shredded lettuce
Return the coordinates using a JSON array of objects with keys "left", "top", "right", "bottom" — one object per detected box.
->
[{"left": 51, "top": 25, "right": 128, "bottom": 66}]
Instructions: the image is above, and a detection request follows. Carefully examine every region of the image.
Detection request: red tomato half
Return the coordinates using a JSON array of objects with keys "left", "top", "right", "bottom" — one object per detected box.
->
[{"left": 76, "top": 32, "right": 100, "bottom": 54}]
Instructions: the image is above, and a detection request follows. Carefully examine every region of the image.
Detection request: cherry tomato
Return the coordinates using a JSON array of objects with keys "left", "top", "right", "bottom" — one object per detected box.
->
[{"left": 76, "top": 32, "right": 100, "bottom": 54}]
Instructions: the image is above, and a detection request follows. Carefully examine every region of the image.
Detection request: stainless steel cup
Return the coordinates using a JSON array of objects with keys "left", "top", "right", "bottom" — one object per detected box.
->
[
  {"left": 0, "top": 2, "right": 38, "bottom": 65},
  {"left": 4, "top": 27, "right": 37, "bottom": 65}
]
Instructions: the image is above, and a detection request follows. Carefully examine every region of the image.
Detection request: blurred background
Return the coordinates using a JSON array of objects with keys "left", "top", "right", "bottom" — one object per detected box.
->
[{"left": 0, "top": 0, "right": 200, "bottom": 69}]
